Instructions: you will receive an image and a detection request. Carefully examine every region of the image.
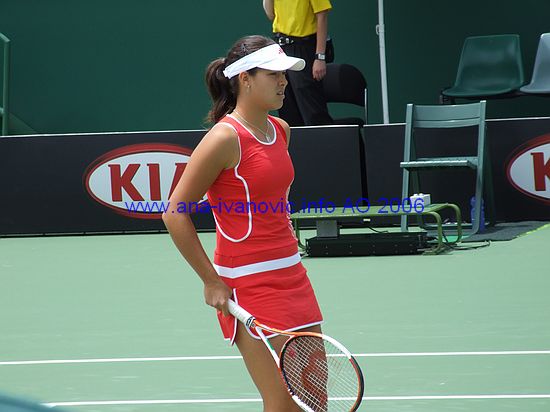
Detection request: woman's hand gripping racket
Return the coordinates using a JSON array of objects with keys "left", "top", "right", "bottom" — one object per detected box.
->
[{"left": 228, "top": 300, "right": 364, "bottom": 412}]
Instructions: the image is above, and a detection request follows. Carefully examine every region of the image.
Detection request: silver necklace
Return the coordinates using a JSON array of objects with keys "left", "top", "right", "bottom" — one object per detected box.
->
[{"left": 233, "top": 110, "right": 272, "bottom": 143}]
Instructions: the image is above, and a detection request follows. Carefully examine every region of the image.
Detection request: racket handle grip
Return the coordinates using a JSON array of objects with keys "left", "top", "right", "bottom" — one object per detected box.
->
[{"left": 228, "top": 299, "right": 255, "bottom": 327}]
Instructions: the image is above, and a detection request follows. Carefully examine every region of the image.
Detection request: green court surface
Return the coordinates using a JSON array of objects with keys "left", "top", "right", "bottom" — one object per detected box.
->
[{"left": 1, "top": 225, "right": 549, "bottom": 411}]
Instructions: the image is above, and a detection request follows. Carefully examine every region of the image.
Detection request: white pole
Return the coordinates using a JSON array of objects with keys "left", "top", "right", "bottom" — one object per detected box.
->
[{"left": 377, "top": 0, "right": 390, "bottom": 124}]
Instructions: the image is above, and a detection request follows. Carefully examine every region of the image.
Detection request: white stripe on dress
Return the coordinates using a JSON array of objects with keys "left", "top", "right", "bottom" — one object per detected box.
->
[
  {"left": 210, "top": 121, "right": 252, "bottom": 243},
  {"left": 213, "top": 252, "right": 301, "bottom": 279}
]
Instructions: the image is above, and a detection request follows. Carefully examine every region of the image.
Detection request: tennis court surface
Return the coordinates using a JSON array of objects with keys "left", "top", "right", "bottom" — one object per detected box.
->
[{"left": 1, "top": 225, "right": 549, "bottom": 411}]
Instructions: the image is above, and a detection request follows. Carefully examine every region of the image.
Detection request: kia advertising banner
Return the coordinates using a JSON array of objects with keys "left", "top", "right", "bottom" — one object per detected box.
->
[
  {"left": 1, "top": 119, "right": 547, "bottom": 236},
  {"left": 0, "top": 131, "right": 208, "bottom": 235},
  {"left": 364, "top": 117, "right": 550, "bottom": 223},
  {"left": 506, "top": 133, "right": 550, "bottom": 205},
  {"left": 84, "top": 143, "right": 197, "bottom": 220},
  {"left": 0, "top": 126, "right": 364, "bottom": 235}
]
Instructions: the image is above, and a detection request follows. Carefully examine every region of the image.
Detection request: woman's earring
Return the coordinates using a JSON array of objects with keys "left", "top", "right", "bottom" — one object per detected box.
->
[{"left": 247, "top": 84, "right": 251, "bottom": 93}]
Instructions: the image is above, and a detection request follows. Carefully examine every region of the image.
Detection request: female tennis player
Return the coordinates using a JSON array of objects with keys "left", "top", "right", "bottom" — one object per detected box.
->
[{"left": 162, "top": 35, "right": 323, "bottom": 411}]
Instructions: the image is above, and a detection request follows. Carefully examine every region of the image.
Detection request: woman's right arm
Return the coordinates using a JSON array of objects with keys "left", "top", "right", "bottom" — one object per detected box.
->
[
  {"left": 162, "top": 124, "right": 239, "bottom": 316},
  {"left": 263, "top": 0, "right": 275, "bottom": 21}
]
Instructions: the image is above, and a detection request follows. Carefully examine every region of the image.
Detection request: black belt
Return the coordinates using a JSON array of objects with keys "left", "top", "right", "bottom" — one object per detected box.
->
[{"left": 274, "top": 33, "right": 316, "bottom": 46}]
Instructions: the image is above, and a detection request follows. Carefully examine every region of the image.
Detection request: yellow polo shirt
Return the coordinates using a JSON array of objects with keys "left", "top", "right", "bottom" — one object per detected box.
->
[{"left": 272, "top": 0, "right": 332, "bottom": 37}]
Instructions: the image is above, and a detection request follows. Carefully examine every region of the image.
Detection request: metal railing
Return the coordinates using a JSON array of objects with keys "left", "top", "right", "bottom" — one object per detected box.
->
[{"left": 0, "top": 32, "right": 10, "bottom": 135}]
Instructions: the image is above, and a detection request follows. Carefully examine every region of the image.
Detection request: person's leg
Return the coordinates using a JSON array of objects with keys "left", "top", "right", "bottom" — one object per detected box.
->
[
  {"left": 287, "top": 41, "right": 333, "bottom": 126},
  {"left": 278, "top": 45, "right": 305, "bottom": 126},
  {"left": 235, "top": 322, "right": 322, "bottom": 412},
  {"left": 278, "top": 79, "right": 305, "bottom": 126},
  {"left": 286, "top": 70, "right": 332, "bottom": 126},
  {"left": 235, "top": 322, "right": 301, "bottom": 412}
]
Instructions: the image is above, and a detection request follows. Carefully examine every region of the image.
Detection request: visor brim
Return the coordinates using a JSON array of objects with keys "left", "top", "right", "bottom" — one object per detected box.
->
[{"left": 257, "top": 56, "right": 306, "bottom": 72}]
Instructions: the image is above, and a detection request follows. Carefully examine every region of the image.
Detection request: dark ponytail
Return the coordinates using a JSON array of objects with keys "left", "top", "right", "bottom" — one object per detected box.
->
[
  {"left": 205, "top": 35, "right": 276, "bottom": 125},
  {"left": 205, "top": 58, "right": 236, "bottom": 124}
]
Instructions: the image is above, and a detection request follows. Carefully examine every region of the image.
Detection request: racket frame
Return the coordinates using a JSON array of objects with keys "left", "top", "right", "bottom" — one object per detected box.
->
[{"left": 228, "top": 299, "right": 364, "bottom": 412}]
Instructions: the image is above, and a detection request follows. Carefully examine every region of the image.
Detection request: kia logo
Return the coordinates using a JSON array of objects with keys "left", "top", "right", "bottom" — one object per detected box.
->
[
  {"left": 84, "top": 143, "right": 194, "bottom": 219},
  {"left": 506, "top": 133, "right": 550, "bottom": 203}
]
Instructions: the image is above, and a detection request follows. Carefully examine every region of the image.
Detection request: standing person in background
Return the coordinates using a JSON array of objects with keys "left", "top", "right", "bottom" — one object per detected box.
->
[{"left": 263, "top": 0, "right": 334, "bottom": 126}]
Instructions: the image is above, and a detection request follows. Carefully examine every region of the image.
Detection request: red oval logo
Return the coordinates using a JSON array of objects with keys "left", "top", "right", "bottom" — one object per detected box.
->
[
  {"left": 84, "top": 143, "right": 194, "bottom": 219},
  {"left": 506, "top": 133, "right": 550, "bottom": 204}
]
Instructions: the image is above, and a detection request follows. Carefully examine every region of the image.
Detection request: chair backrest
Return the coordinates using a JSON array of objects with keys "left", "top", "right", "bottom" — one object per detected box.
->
[
  {"left": 522, "top": 33, "right": 550, "bottom": 92},
  {"left": 453, "top": 34, "right": 524, "bottom": 93},
  {"left": 410, "top": 100, "right": 486, "bottom": 129},
  {"left": 405, "top": 101, "right": 487, "bottom": 157},
  {"left": 322, "top": 63, "right": 366, "bottom": 106}
]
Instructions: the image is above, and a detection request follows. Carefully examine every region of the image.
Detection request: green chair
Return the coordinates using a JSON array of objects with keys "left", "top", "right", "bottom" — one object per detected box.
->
[
  {"left": 322, "top": 63, "right": 368, "bottom": 126},
  {"left": 400, "top": 100, "right": 495, "bottom": 236},
  {"left": 441, "top": 35, "right": 525, "bottom": 103},
  {"left": 520, "top": 33, "right": 550, "bottom": 94}
]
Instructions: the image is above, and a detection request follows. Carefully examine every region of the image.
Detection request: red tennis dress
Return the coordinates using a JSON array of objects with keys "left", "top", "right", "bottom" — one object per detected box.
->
[{"left": 207, "top": 114, "right": 323, "bottom": 345}]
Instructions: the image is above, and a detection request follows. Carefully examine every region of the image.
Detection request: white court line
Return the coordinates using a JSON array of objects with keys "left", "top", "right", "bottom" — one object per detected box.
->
[
  {"left": 2, "top": 350, "right": 550, "bottom": 366},
  {"left": 44, "top": 394, "right": 550, "bottom": 407},
  {"left": 0, "top": 356, "right": 242, "bottom": 366}
]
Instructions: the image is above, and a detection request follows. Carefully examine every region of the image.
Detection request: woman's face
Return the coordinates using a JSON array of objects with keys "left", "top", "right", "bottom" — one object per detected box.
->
[{"left": 247, "top": 69, "right": 289, "bottom": 111}]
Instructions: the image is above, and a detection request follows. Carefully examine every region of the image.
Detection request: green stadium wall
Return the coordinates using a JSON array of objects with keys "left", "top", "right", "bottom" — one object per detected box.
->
[{"left": 1, "top": 0, "right": 549, "bottom": 134}]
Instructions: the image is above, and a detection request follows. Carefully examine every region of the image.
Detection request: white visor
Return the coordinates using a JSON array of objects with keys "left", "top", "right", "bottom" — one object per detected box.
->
[{"left": 223, "top": 44, "right": 305, "bottom": 79}]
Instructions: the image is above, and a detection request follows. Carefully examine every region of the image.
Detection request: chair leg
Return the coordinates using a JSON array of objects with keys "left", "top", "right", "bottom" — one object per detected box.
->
[
  {"left": 484, "top": 150, "right": 497, "bottom": 227},
  {"left": 470, "top": 165, "right": 484, "bottom": 235},
  {"left": 364, "top": 88, "right": 368, "bottom": 125},
  {"left": 411, "top": 171, "right": 427, "bottom": 229},
  {"left": 400, "top": 168, "right": 410, "bottom": 232}
]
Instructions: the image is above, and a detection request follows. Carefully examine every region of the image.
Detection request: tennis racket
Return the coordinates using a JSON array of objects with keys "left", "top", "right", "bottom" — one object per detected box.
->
[{"left": 228, "top": 299, "right": 364, "bottom": 412}]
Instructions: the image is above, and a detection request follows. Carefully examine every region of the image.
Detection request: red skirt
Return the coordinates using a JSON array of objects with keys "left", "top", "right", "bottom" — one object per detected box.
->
[{"left": 217, "top": 261, "right": 323, "bottom": 345}]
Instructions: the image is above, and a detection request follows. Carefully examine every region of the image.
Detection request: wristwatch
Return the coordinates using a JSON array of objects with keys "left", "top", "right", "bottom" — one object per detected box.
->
[{"left": 315, "top": 53, "right": 326, "bottom": 61}]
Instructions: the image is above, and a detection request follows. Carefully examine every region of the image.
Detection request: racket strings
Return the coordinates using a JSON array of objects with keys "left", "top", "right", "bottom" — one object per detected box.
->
[{"left": 281, "top": 335, "right": 361, "bottom": 411}]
